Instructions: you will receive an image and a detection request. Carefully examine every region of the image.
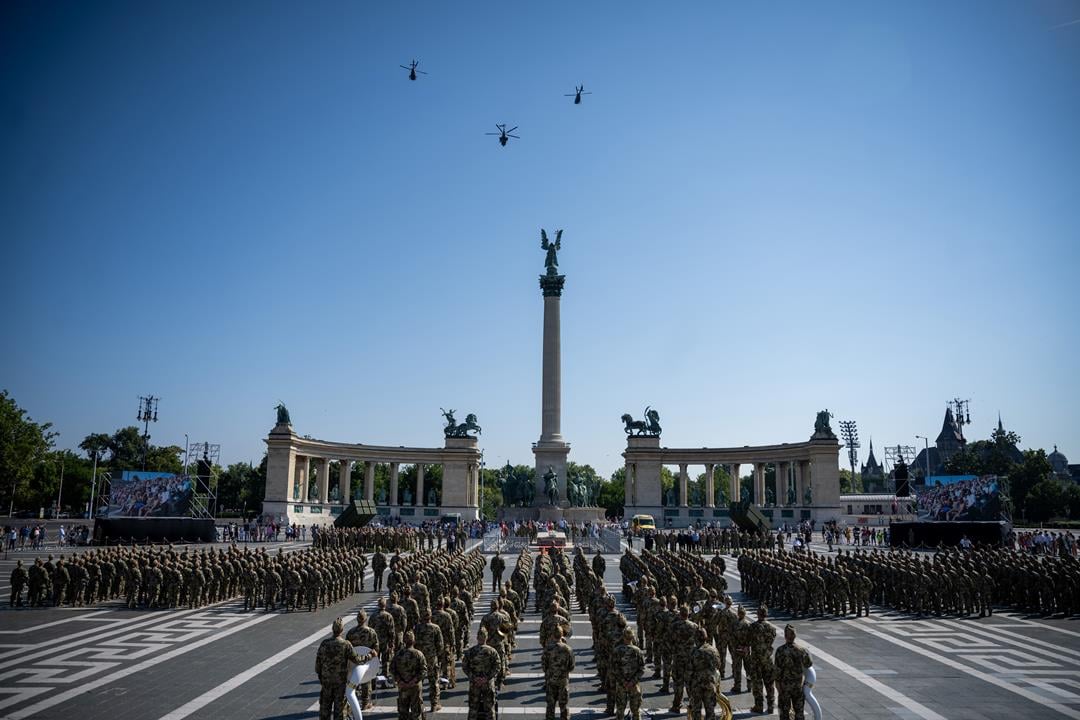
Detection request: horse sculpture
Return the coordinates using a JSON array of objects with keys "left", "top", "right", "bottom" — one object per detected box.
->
[
  {"left": 622, "top": 406, "right": 662, "bottom": 436},
  {"left": 442, "top": 409, "right": 482, "bottom": 438}
]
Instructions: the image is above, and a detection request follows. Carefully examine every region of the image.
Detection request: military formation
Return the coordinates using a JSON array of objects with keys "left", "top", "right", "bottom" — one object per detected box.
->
[{"left": 738, "top": 544, "right": 1080, "bottom": 618}]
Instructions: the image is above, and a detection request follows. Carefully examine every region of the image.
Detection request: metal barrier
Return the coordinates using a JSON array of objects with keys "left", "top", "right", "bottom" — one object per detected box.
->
[{"left": 482, "top": 529, "right": 529, "bottom": 553}]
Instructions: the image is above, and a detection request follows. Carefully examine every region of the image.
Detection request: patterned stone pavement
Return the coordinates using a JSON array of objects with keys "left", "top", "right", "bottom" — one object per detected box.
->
[{"left": 0, "top": 545, "right": 1078, "bottom": 720}]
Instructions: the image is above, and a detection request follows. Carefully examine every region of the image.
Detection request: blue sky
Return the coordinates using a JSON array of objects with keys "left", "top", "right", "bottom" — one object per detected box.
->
[{"left": 3, "top": 1, "right": 1078, "bottom": 478}]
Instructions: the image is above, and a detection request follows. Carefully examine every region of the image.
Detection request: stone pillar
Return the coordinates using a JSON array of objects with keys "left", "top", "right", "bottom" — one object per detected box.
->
[
  {"left": 705, "top": 464, "right": 715, "bottom": 508},
  {"left": 777, "top": 461, "right": 789, "bottom": 506},
  {"left": 416, "top": 464, "right": 425, "bottom": 507},
  {"left": 679, "top": 464, "right": 689, "bottom": 507},
  {"left": 534, "top": 270, "right": 570, "bottom": 504},
  {"left": 626, "top": 461, "right": 636, "bottom": 506},
  {"left": 729, "top": 463, "right": 739, "bottom": 503},
  {"left": 337, "top": 460, "right": 350, "bottom": 503},
  {"left": 389, "top": 462, "right": 400, "bottom": 506},
  {"left": 364, "top": 461, "right": 375, "bottom": 502},
  {"left": 794, "top": 461, "right": 805, "bottom": 506},
  {"left": 299, "top": 457, "right": 310, "bottom": 502},
  {"left": 318, "top": 458, "right": 330, "bottom": 504},
  {"left": 754, "top": 463, "right": 766, "bottom": 505}
]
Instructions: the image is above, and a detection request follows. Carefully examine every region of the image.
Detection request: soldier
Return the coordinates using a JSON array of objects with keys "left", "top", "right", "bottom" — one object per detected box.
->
[
  {"left": 774, "top": 624, "right": 813, "bottom": 720},
  {"left": 593, "top": 549, "right": 606, "bottom": 577},
  {"left": 490, "top": 552, "right": 506, "bottom": 593},
  {"left": 541, "top": 625, "right": 575, "bottom": 720},
  {"left": 414, "top": 612, "right": 445, "bottom": 713},
  {"left": 390, "top": 631, "right": 427, "bottom": 720},
  {"left": 316, "top": 617, "right": 375, "bottom": 720},
  {"left": 433, "top": 597, "right": 459, "bottom": 689},
  {"left": 689, "top": 626, "right": 723, "bottom": 720},
  {"left": 372, "top": 549, "right": 387, "bottom": 592},
  {"left": 613, "top": 627, "right": 645, "bottom": 720},
  {"left": 670, "top": 604, "right": 701, "bottom": 714},
  {"left": 371, "top": 597, "right": 398, "bottom": 668},
  {"left": 748, "top": 605, "right": 777, "bottom": 714},
  {"left": 715, "top": 595, "right": 736, "bottom": 679},
  {"left": 10, "top": 560, "right": 27, "bottom": 607},
  {"left": 263, "top": 561, "right": 281, "bottom": 612},
  {"left": 346, "top": 610, "right": 380, "bottom": 712},
  {"left": 730, "top": 605, "right": 751, "bottom": 695},
  {"left": 52, "top": 558, "right": 70, "bottom": 607},
  {"left": 462, "top": 627, "right": 501, "bottom": 720},
  {"left": 480, "top": 599, "right": 513, "bottom": 677}
]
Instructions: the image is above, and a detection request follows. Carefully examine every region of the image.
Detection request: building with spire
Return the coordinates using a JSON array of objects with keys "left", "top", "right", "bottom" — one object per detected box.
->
[
  {"left": 912, "top": 407, "right": 965, "bottom": 481},
  {"left": 860, "top": 439, "right": 886, "bottom": 492}
]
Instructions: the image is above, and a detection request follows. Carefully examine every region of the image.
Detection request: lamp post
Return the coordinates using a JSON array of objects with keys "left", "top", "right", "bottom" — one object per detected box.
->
[
  {"left": 478, "top": 450, "right": 486, "bottom": 521},
  {"left": 137, "top": 395, "right": 159, "bottom": 470},
  {"left": 915, "top": 435, "right": 930, "bottom": 483},
  {"left": 838, "top": 420, "right": 860, "bottom": 492}
]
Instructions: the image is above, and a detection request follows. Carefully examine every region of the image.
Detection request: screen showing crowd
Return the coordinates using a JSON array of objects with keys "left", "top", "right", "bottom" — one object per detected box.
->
[
  {"left": 916, "top": 475, "right": 1004, "bottom": 522},
  {"left": 105, "top": 471, "right": 195, "bottom": 518}
]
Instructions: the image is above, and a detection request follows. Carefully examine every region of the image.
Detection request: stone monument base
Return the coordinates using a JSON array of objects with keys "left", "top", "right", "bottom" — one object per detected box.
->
[{"left": 498, "top": 505, "right": 607, "bottom": 525}]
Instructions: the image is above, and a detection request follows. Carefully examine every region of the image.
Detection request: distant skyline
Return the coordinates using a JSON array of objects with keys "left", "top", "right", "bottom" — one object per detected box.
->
[{"left": 2, "top": 1, "right": 1078, "bottom": 478}]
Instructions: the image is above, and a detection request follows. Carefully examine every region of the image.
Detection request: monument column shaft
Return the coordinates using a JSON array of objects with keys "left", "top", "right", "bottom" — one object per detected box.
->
[
  {"left": 364, "top": 461, "right": 375, "bottom": 502},
  {"left": 416, "top": 464, "right": 425, "bottom": 507},
  {"left": 540, "top": 295, "right": 563, "bottom": 442},
  {"left": 679, "top": 464, "right": 689, "bottom": 508},
  {"left": 705, "top": 464, "right": 715, "bottom": 508},
  {"left": 389, "top": 462, "right": 399, "bottom": 506}
]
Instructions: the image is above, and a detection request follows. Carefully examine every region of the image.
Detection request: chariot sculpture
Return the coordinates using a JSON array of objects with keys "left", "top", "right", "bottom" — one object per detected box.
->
[
  {"left": 441, "top": 408, "right": 482, "bottom": 438},
  {"left": 621, "top": 406, "right": 662, "bottom": 436}
]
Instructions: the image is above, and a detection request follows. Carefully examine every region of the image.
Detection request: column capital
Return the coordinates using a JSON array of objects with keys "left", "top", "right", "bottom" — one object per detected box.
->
[{"left": 539, "top": 272, "right": 566, "bottom": 296}]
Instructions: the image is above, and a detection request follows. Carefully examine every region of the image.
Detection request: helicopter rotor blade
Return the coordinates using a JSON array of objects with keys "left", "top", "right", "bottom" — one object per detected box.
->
[
  {"left": 400, "top": 65, "right": 411, "bottom": 70},
  {"left": 417, "top": 70, "right": 428, "bottom": 74},
  {"left": 507, "top": 126, "right": 518, "bottom": 133},
  {"left": 508, "top": 134, "right": 520, "bottom": 139}
]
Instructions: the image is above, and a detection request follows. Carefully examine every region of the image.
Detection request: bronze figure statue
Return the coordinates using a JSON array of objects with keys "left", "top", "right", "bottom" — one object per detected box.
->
[
  {"left": 275, "top": 402, "right": 291, "bottom": 426},
  {"left": 543, "top": 465, "right": 560, "bottom": 506},
  {"left": 813, "top": 410, "right": 835, "bottom": 437},
  {"left": 540, "top": 229, "right": 563, "bottom": 275}
]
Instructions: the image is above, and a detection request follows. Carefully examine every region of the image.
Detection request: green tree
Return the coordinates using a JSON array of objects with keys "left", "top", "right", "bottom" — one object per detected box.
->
[
  {"left": 1062, "top": 483, "right": 1080, "bottom": 521},
  {"left": 0, "top": 390, "right": 57, "bottom": 514},
  {"left": 838, "top": 469, "right": 856, "bottom": 494},
  {"left": 107, "top": 426, "right": 148, "bottom": 472},
  {"left": 1025, "top": 479, "right": 1064, "bottom": 524},
  {"left": 943, "top": 444, "right": 986, "bottom": 476},
  {"left": 1010, "top": 449, "right": 1053, "bottom": 519},
  {"left": 986, "top": 427, "right": 1022, "bottom": 476},
  {"left": 598, "top": 467, "right": 626, "bottom": 518}
]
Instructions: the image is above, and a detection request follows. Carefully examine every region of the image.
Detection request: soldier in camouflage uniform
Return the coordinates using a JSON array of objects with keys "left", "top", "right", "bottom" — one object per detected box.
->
[
  {"left": 613, "top": 627, "right": 645, "bottom": 720},
  {"left": 414, "top": 612, "right": 445, "bottom": 712},
  {"left": 730, "top": 605, "right": 750, "bottom": 694},
  {"left": 689, "top": 626, "right": 724, "bottom": 720},
  {"left": 748, "top": 605, "right": 777, "bottom": 714},
  {"left": 433, "top": 597, "right": 459, "bottom": 689},
  {"left": 462, "top": 627, "right": 501, "bottom": 720},
  {"left": 655, "top": 595, "right": 677, "bottom": 691},
  {"left": 670, "top": 603, "right": 702, "bottom": 713},
  {"left": 315, "top": 617, "right": 375, "bottom": 720},
  {"left": 346, "top": 610, "right": 380, "bottom": 711},
  {"left": 390, "top": 631, "right": 427, "bottom": 720},
  {"left": 542, "top": 625, "right": 575, "bottom": 720},
  {"left": 774, "top": 624, "right": 813, "bottom": 720}
]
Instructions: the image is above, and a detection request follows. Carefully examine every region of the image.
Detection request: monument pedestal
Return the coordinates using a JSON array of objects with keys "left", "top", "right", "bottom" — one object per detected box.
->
[{"left": 532, "top": 441, "right": 570, "bottom": 509}]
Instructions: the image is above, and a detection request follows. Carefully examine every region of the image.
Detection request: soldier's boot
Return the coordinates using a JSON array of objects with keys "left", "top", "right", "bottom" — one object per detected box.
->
[{"left": 670, "top": 687, "right": 684, "bottom": 713}]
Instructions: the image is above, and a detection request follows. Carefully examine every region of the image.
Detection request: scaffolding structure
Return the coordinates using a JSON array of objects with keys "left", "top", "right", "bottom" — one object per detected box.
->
[{"left": 186, "top": 441, "right": 220, "bottom": 520}]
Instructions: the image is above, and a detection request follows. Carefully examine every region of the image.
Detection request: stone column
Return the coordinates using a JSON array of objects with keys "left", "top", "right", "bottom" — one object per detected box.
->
[
  {"left": 705, "top": 464, "right": 715, "bottom": 508},
  {"left": 626, "top": 461, "right": 636, "bottom": 506},
  {"left": 679, "top": 464, "right": 689, "bottom": 507},
  {"left": 338, "top": 460, "right": 350, "bottom": 503},
  {"left": 364, "top": 461, "right": 375, "bottom": 502},
  {"left": 777, "top": 461, "right": 789, "bottom": 506},
  {"left": 533, "top": 270, "right": 570, "bottom": 503},
  {"left": 389, "top": 462, "right": 400, "bottom": 506},
  {"left": 754, "top": 463, "right": 766, "bottom": 505},
  {"left": 416, "top": 464, "right": 425, "bottom": 507},
  {"left": 729, "top": 463, "right": 739, "bottom": 503},
  {"left": 794, "top": 461, "right": 805, "bottom": 506},
  {"left": 300, "top": 457, "right": 311, "bottom": 502},
  {"left": 318, "top": 458, "right": 330, "bottom": 504}
]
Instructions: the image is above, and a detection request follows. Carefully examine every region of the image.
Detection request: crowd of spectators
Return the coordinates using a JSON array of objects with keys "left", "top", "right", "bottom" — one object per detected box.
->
[
  {"left": 107, "top": 474, "right": 194, "bottom": 518},
  {"left": 1011, "top": 529, "right": 1078, "bottom": 557},
  {"left": 917, "top": 475, "right": 1001, "bottom": 521}
]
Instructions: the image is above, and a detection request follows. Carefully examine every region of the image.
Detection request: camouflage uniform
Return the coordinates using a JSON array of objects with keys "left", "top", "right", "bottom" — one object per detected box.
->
[
  {"left": 774, "top": 633, "right": 812, "bottom": 720},
  {"left": 315, "top": 626, "right": 371, "bottom": 720},
  {"left": 542, "top": 630, "right": 576, "bottom": 720},
  {"left": 730, "top": 609, "right": 751, "bottom": 693},
  {"left": 414, "top": 618, "right": 445, "bottom": 710},
  {"left": 345, "top": 614, "right": 380, "bottom": 710},
  {"left": 689, "top": 629, "right": 723, "bottom": 720},
  {"left": 390, "top": 639, "right": 428, "bottom": 720},
  {"left": 612, "top": 631, "right": 645, "bottom": 720},
  {"left": 748, "top": 612, "right": 777, "bottom": 712},
  {"left": 462, "top": 632, "right": 501, "bottom": 720}
]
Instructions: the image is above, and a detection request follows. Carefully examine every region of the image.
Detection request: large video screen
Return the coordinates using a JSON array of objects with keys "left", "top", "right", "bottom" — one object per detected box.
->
[
  {"left": 106, "top": 471, "right": 195, "bottom": 518},
  {"left": 916, "top": 475, "right": 1004, "bottom": 522}
]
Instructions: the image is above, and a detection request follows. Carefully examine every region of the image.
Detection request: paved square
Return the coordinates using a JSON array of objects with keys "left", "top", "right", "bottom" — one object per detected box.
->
[{"left": 2, "top": 544, "right": 1079, "bottom": 720}]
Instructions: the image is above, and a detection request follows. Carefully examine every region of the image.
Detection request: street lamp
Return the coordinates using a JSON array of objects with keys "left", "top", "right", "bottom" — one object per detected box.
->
[
  {"left": 478, "top": 450, "right": 486, "bottom": 521},
  {"left": 137, "top": 395, "right": 159, "bottom": 470},
  {"left": 915, "top": 435, "right": 930, "bottom": 483},
  {"left": 838, "top": 420, "right": 860, "bottom": 492}
]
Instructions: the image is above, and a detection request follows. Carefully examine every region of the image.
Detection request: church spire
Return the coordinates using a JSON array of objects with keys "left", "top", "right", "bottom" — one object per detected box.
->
[{"left": 997, "top": 412, "right": 1004, "bottom": 433}]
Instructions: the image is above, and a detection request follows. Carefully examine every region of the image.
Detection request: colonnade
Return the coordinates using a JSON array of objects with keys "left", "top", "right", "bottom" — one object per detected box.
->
[
  {"left": 657, "top": 459, "right": 813, "bottom": 508},
  {"left": 290, "top": 457, "right": 445, "bottom": 508}
]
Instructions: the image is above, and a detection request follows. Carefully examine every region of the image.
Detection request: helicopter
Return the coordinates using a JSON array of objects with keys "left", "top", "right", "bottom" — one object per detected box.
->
[
  {"left": 564, "top": 84, "right": 592, "bottom": 104},
  {"left": 399, "top": 59, "right": 427, "bottom": 81},
  {"left": 485, "top": 124, "right": 519, "bottom": 147}
]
